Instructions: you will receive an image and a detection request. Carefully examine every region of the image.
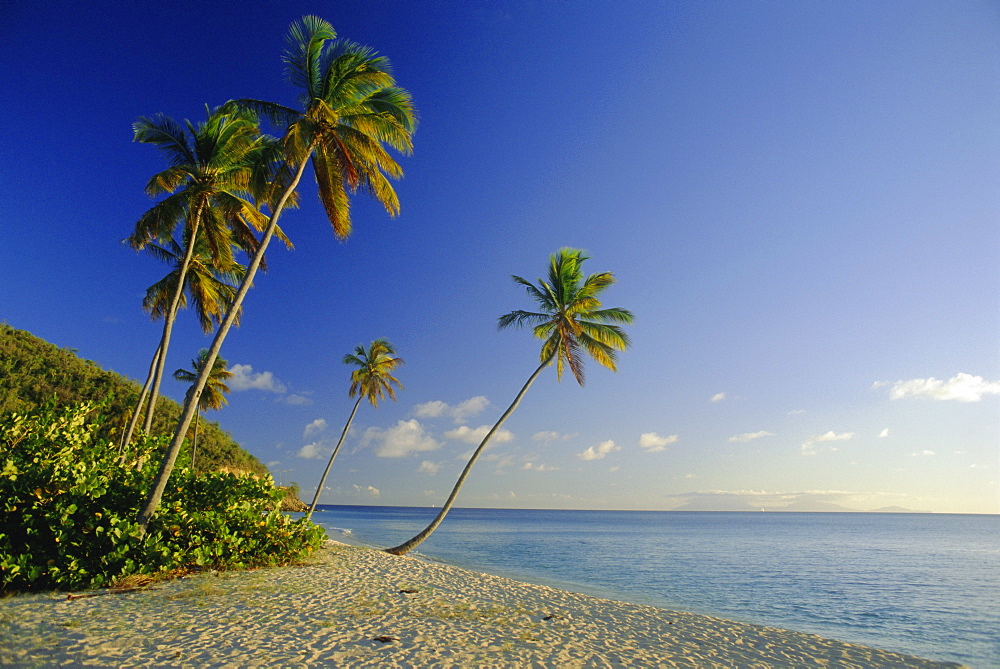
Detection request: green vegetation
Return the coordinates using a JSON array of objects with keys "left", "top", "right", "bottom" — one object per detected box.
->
[
  {"left": 386, "top": 248, "right": 633, "bottom": 555},
  {"left": 0, "top": 402, "right": 324, "bottom": 592},
  {"left": 0, "top": 323, "right": 266, "bottom": 477}
]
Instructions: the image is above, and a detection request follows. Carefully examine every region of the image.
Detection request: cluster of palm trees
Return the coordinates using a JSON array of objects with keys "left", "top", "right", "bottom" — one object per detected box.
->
[
  {"left": 124, "top": 16, "right": 633, "bottom": 553},
  {"left": 124, "top": 16, "right": 416, "bottom": 534}
]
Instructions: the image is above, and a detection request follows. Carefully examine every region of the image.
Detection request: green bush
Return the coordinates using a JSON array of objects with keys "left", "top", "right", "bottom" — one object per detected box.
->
[{"left": 0, "top": 402, "right": 325, "bottom": 592}]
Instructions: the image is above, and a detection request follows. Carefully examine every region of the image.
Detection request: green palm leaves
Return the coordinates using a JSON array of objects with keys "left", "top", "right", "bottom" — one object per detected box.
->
[
  {"left": 173, "top": 349, "right": 233, "bottom": 414},
  {"left": 499, "top": 248, "right": 633, "bottom": 385},
  {"left": 231, "top": 15, "right": 416, "bottom": 238},
  {"left": 345, "top": 338, "right": 405, "bottom": 407}
]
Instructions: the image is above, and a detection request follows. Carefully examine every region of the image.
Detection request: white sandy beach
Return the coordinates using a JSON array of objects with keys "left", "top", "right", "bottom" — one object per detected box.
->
[{"left": 0, "top": 541, "right": 960, "bottom": 668}]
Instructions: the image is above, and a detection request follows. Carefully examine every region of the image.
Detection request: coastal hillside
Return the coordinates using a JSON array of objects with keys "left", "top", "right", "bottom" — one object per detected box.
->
[{"left": 0, "top": 323, "right": 267, "bottom": 478}]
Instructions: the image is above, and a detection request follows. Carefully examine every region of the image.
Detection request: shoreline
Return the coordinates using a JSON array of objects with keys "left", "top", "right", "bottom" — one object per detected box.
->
[{"left": 0, "top": 541, "right": 962, "bottom": 667}]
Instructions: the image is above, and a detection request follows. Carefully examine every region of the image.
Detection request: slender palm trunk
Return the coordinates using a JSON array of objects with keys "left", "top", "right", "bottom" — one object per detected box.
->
[
  {"left": 138, "top": 146, "right": 316, "bottom": 535},
  {"left": 384, "top": 356, "right": 553, "bottom": 556},
  {"left": 120, "top": 342, "right": 162, "bottom": 451},
  {"left": 306, "top": 397, "right": 362, "bottom": 521},
  {"left": 190, "top": 411, "right": 200, "bottom": 472},
  {"left": 142, "top": 206, "right": 204, "bottom": 435}
]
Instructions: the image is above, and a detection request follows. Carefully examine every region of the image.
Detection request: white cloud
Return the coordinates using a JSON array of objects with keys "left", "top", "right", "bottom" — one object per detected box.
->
[
  {"left": 452, "top": 396, "right": 489, "bottom": 422},
  {"left": 353, "top": 484, "right": 380, "bottom": 497},
  {"left": 639, "top": 432, "right": 679, "bottom": 452},
  {"left": 577, "top": 440, "right": 619, "bottom": 461},
  {"left": 710, "top": 392, "right": 727, "bottom": 403},
  {"left": 418, "top": 460, "right": 442, "bottom": 475},
  {"left": 533, "top": 430, "right": 571, "bottom": 443},
  {"left": 413, "top": 396, "right": 490, "bottom": 423},
  {"left": 909, "top": 450, "right": 935, "bottom": 457},
  {"left": 523, "top": 462, "right": 559, "bottom": 472},
  {"left": 729, "top": 430, "right": 774, "bottom": 443},
  {"left": 444, "top": 425, "right": 514, "bottom": 445},
  {"left": 303, "top": 418, "right": 327, "bottom": 438},
  {"left": 297, "top": 442, "right": 323, "bottom": 459},
  {"left": 229, "top": 363, "right": 287, "bottom": 393},
  {"left": 882, "top": 373, "right": 1000, "bottom": 402},
  {"left": 284, "top": 394, "right": 313, "bottom": 406},
  {"left": 364, "top": 419, "right": 440, "bottom": 458},
  {"left": 801, "top": 431, "right": 855, "bottom": 456},
  {"left": 878, "top": 428, "right": 890, "bottom": 438},
  {"left": 413, "top": 400, "right": 448, "bottom": 418}
]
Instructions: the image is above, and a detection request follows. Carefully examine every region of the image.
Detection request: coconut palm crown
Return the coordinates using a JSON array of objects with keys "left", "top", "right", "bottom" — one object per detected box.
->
[
  {"left": 229, "top": 15, "right": 417, "bottom": 238},
  {"left": 498, "top": 248, "right": 633, "bottom": 385},
  {"left": 305, "top": 339, "right": 403, "bottom": 520}
]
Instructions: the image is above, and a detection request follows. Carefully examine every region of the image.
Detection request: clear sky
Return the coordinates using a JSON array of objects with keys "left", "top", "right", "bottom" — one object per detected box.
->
[{"left": 2, "top": 1, "right": 997, "bottom": 514}]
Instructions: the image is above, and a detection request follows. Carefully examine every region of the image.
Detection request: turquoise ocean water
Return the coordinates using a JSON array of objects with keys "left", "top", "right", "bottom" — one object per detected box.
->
[{"left": 309, "top": 506, "right": 999, "bottom": 667}]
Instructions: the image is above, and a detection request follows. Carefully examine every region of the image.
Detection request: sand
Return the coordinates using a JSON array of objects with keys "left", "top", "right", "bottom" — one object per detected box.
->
[{"left": 0, "top": 541, "right": 961, "bottom": 668}]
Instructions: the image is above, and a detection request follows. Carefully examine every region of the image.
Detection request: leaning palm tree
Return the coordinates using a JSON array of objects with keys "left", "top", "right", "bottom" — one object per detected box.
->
[
  {"left": 173, "top": 349, "right": 233, "bottom": 472},
  {"left": 306, "top": 339, "right": 403, "bottom": 520},
  {"left": 126, "top": 105, "right": 282, "bottom": 441},
  {"left": 384, "top": 249, "right": 633, "bottom": 556},
  {"left": 138, "top": 16, "right": 416, "bottom": 534},
  {"left": 120, "top": 229, "right": 246, "bottom": 450}
]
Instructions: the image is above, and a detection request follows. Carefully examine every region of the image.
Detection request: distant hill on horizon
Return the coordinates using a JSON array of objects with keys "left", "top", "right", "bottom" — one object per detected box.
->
[{"left": 0, "top": 322, "right": 267, "bottom": 477}]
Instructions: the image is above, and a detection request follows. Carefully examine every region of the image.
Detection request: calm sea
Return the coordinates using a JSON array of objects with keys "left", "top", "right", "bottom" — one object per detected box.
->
[{"left": 309, "top": 506, "right": 999, "bottom": 667}]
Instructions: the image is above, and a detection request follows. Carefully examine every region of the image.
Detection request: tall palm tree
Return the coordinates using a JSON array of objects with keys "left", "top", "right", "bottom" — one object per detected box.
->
[
  {"left": 126, "top": 105, "right": 282, "bottom": 440},
  {"left": 120, "top": 229, "right": 246, "bottom": 450},
  {"left": 306, "top": 339, "right": 403, "bottom": 520},
  {"left": 173, "top": 349, "right": 233, "bottom": 472},
  {"left": 138, "top": 16, "right": 416, "bottom": 534},
  {"left": 384, "top": 249, "right": 633, "bottom": 556}
]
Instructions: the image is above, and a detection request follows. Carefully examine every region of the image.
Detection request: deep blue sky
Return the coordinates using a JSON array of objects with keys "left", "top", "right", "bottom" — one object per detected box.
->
[{"left": 2, "top": 1, "right": 998, "bottom": 513}]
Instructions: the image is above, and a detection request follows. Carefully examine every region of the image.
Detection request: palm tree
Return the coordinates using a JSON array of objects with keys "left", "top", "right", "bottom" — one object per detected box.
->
[
  {"left": 173, "top": 349, "right": 233, "bottom": 472},
  {"left": 126, "top": 105, "right": 282, "bottom": 441},
  {"left": 384, "top": 249, "right": 633, "bottom": 556},
  {"left": 306, "top": 339, "right": 403, "bottom": 520},
  {"left": 120, "top": 229, "right": 246, "bottom": 450},
  {"left": 138, "top": 16, "right": 416, "bottom": 534}
]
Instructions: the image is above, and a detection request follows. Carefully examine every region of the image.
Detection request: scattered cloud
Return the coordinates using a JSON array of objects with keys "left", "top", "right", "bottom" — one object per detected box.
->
[
  {"left": 418, "top": 460, "right": 442, "bottom": 475},
  {"left": 878, "top": 428, "right": 890, "bottom": 438},
  {"left": 414, "top": 396, "right": 490, "bottom": 422},
  {"left": 364, "top": 419, "right": 440, "bottom": 458},
  {"left": 801, "top": 431, "right": 855, "bottom": 456},
  {"left": 909, "top": 450, "right": 935, "bottom": 457},
  {"left": 880, "top": 373, "right": 1000, "bottom": 403},
  {"left": 639, "top": 432, "right": 678, "bottom": 452},
  {"left": 787, "top": 409, "right": 806, "bottom": 416},
  {"left": 533, "top": 430, "right": 572, "bottom": 443},
  {"left": 297, "top": 442, "right": 323, "bottom": 459},
  {"left": 609, "top": 466, "right": 620, "bottom": 472},
  {"left": 522, "top": 462, "right": 559, "bottom": 472},
  {"left": 452, "top": 396, "right": 489, "bottom": 422},
  {"left": 303, "top": 418, "right": 327, "bottom": 438},
  {"left": 729, "top": 430, "right": 774, "bottom": 443},
  {"left": 229, "top": 364, "right": 287, "bottom": 393},
  {"left": 284, "top": 394, "right": 313, "bottom": 406},
  {"left": 669, "top": 489, "right": 915, "bottom": 512},
  {"left": 710, "top": 392, "right": 727, "bottom": 403},
  {"left": 577, "top": 439, "right": 619, "bottom": 461},
  {"left": 444, "top": 425, "right": 514, "bottom": 444},
  {"left": 353, "top": 484, "right": 380, "bottom": 497}
]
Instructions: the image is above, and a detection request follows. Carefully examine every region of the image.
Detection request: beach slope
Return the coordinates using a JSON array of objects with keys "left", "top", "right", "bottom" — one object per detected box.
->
[{"left": 0, "top": 541, "right": 960, "bottom": 667}]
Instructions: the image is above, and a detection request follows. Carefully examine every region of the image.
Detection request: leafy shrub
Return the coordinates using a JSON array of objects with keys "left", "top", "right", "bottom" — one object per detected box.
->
[{"left": 1, "top": 402, "right": 325, "bottom": 592}]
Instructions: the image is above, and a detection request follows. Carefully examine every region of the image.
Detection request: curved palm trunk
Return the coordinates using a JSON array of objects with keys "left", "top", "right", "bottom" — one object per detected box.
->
[
  {"left": 120, "top": 342, "right": 162, "bottom": 451},
  {"left": 141, "top": 206, "right": 205, "bottom": 435},
  {"left": 138, "top": 146, "right": 316, "bottom": 535},
  {"left": 384, "top": 356, "right": 553, "bottom": 556},
  {"left": 306, "top": 397, "right": 363, "bottom": 521},
  {"left": 191, "top": 411, "right": 200, "bottom": 472}
]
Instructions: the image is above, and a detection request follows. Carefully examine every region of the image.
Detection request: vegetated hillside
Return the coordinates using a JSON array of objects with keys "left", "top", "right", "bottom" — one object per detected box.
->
[{"left": 0, "top": 323, "right": 268, "bottom": 477}]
